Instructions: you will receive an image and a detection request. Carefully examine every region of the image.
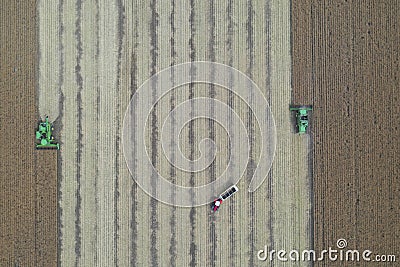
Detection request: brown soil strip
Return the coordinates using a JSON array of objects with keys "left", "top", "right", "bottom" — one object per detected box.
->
[
  {"left": 0, "top": 1, "right": 58, "bottom": 266},
  {"left": 35, "top": 151, "right": 58, "bottom": 267},
  {"left": 292, "top": 0, "right": 400, "bottom": 265}
]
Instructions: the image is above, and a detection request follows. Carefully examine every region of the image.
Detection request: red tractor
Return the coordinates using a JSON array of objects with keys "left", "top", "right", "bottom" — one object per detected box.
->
[
  {"left": 211, "top": 185, "right": 238, "bottom": 212},
  {"left": 212, "top": 198, "right": 223, "bottom": 212}
]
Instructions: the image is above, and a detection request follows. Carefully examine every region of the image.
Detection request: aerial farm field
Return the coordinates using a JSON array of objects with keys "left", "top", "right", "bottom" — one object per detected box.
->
[
  {"left": 0, "top": 0, "right": 398, "bottom": 267},
  {"left": 37, "top": 0, "right": 311, "bottom": 266},
  {"left": 292, "top": 0, "right": 400, "bottom": 266}
]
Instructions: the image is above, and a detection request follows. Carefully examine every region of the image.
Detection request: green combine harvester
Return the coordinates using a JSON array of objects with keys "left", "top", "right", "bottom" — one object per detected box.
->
[
  {"left": 289, "top": 105, "right": 313, "bottom": 134},
  {"left": 35, "top": 116, "right": 60, "bottom": 149}
]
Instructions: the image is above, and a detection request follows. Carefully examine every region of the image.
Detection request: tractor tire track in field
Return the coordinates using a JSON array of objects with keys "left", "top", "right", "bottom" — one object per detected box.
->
[
  {"left": 149, "top": 0, "right": 159, "bottom": 266},
  {"left": 74, "top": 0, "right": 83, "bottom": 264}
]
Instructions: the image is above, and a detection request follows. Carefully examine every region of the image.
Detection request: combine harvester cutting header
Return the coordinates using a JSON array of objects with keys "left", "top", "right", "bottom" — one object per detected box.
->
[{"left": 35, "top": 116, "right": 60, "bottom": 150}]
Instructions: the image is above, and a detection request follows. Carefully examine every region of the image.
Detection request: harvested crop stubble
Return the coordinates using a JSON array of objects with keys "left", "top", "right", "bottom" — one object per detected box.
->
[{"left": 38, "top": 0, "right": 312, "bottom": 266}]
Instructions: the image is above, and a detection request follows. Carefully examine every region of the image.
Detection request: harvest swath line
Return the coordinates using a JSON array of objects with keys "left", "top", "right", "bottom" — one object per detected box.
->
[
  {"left": 58, "top": 0, "right": 65, "bottom": 112},
  {"left": 188, "top": 90, "right": 197, "bottom": 265},
  {"left": 56, "top": 0, "right": 65, "bottom": 264},
  {"left": 168, "top": 1, "right": 178, "bottom": 266},
  {"left": 225, "top": 2, "right": 238, "bottom": 265},
  {"left": 263, "top": 1, "right": 274, "bottom": 261},
  {"left": 149, "top": 1, "right": 160, "bottom": 266},
  {"left": 245, "top": 0, "right": 256, "bottom": 265},
  {"left": 207, "top": 1, "right": 217, "bottom": 266},
  {"left": 129, "top": 6, "right": 139, "bottom": 266},
  {"left": 132, "top": 2, "right": 152, "bottom": 264},
  {"left": 74, "top": 0, "right": 83, "bottom": 263},
  {"left": 188, "top": 1, "right": 198, "bottom": 266},
  {"left": 114, "top": 0, "right": 125, "bottom": 265}
]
